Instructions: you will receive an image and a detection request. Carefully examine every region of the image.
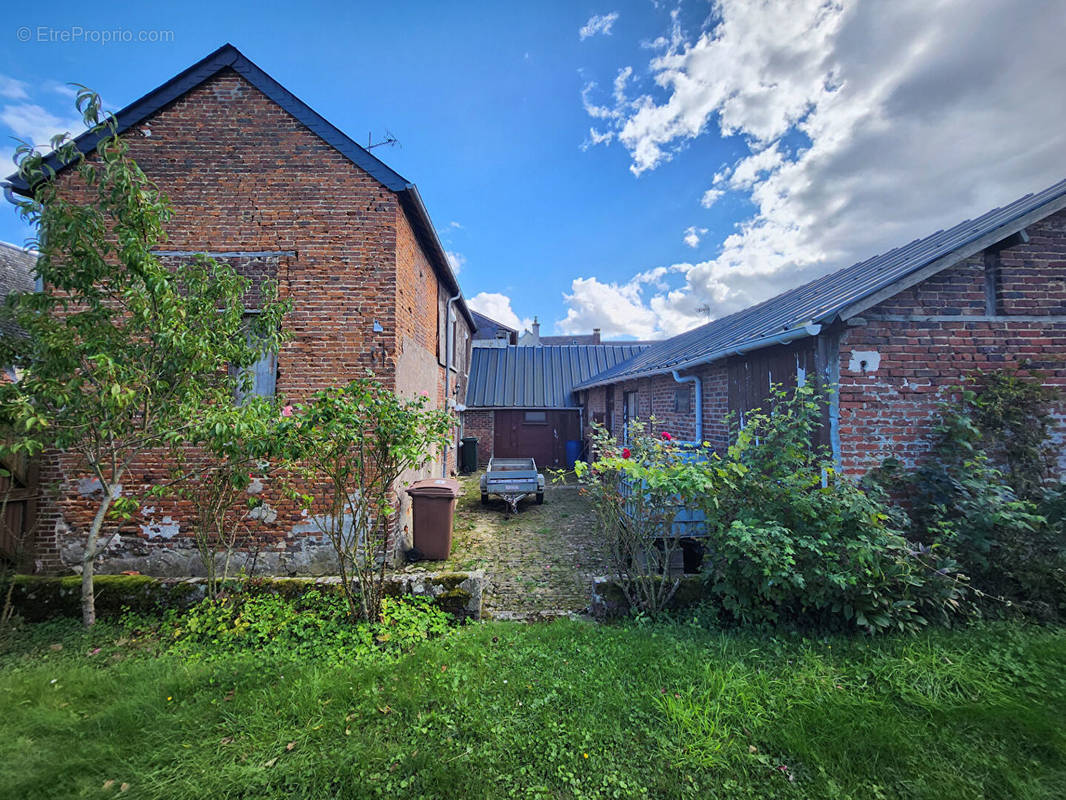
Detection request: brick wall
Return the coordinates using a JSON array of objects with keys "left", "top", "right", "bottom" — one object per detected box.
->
[
  {"left": 30, "top": 68, "right": 468, "bottom": 574},
  {"left": 461, "top": 410, "right": 494, "bottom": 468},
  {"left": 836, "top": 209, "right": 1066, "bottom": 476},
  {"left": 585, "top": 364, "right": 729, "bottom": 451},
  {"left": 583, "top": 210, "right": 1066, "bottom": 479}
]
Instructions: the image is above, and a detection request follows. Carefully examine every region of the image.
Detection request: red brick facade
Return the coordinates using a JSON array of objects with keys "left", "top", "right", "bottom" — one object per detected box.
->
[
  {"left": 835, "top": 210, "right": 1066, "bottom": 476},
  {"left": 29, "top": 68, "right": 471, "bottom": 575},
  {"left": 582, "top": 363, "right": 730, "bottom": 450}
]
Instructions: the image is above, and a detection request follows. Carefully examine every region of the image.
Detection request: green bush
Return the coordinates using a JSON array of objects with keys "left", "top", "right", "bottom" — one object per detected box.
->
[
  {"left": 160, "top": 591, "right": 452, "bottom": 666},
  {"left": 700, "top": 384, "right": 963, "bottom": 633},
  {"left": 900, "top": 375, "right": 1066, "bottom": 620},
  {"left": 577, "top": 383, "right": 964, "bottom": 632}
]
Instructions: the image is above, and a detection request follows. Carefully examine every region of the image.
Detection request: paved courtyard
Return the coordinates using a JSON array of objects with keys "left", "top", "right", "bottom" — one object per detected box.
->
[{"left": 400, "top": 473, "right": 607, "bottom": 619}]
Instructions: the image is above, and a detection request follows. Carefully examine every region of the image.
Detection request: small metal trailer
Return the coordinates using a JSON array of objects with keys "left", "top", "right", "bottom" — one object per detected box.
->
[{"left": 480, "top": 457, "right": 545, "bottom": 513}]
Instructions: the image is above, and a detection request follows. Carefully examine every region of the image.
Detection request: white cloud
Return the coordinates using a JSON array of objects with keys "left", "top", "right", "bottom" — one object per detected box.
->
[
  {"left": 445, "top": 250, "right": 466, "bottom": 275},
  {"left": 467, "top": 291, "right": 533, "bottom": 333},
  {"left": 0, "top": 103, "right": 83, "bottom": 150},
  {"left": 573, "top": 0, "right": 1066, "bottom": 332},
  {"left": 700, "top": 188, "right": 723, "bottom": 208},
  {"left": 581, "top": 127, "right": 615, "bottom": 151},
  {"left": 580, "top": 12, "right": 620, "bottom": 40},
  {"left": 0, "top": 76, "right": 28, "bottom": 100},
  {"left": 448, "top": 220, "right": 463, "bottom": 229},
  {"left": 555, "top": 265, "right": 700, "bottom": 339},
  {"left": 683, "top": 226, "right": 707, "bottom": 248}
]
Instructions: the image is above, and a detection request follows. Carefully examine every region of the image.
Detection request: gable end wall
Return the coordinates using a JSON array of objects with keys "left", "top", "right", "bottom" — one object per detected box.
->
[
  {"left": 836, "top": 208, "right": 1066, "bottom": 477},
  {"left": 31, "top": 69, "right": 461, "bottom": 574}
]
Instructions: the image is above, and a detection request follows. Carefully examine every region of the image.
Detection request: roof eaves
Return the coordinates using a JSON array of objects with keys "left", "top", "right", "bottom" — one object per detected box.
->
[
  {"left": 837, "top": 189, "right": 1066, "bottom": 321},
  {"left": 397, "top": 185, "right": 474, "bottom": 328},
  {"left": 574, "top": 323, "right": 823, "bottom": 390}
]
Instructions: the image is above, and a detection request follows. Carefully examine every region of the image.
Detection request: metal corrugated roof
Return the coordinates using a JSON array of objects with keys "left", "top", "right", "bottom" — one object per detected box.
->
[
  {"left": 466, "top": 345, "right": 648, "bottom": 408},
  {"left": 577, "top": 178, "right": 1066, "bottom": 389}
]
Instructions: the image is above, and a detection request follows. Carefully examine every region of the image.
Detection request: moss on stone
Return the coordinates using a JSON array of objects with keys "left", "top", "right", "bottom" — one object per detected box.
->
[
  {"left": 592, "top": 575, "right": 706, "bottom": 619},
  {"left": 7, "top": 572, "right": 483, "bottom": 622}
]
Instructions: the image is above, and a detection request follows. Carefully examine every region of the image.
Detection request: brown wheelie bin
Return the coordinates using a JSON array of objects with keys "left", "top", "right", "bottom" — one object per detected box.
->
[{"left": 405, "top": 478, "right": 461, "bottom": 560}]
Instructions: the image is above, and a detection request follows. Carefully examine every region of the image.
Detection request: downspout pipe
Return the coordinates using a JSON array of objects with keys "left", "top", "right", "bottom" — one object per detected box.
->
[
  {"left": 442, "top": 293, "right": 461, "bottom": 477},
  {"left": 671, "top": 369, "right": 703, "bottom": 447}
]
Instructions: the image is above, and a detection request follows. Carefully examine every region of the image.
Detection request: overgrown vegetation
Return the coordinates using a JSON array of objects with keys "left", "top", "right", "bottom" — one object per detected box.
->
[
  {"left": 876, "top": 370, "right": 1066, "bottom": 620},
  {"left": 276, "top": 379, "right": 453, "bottom": 622},
  {"left": 576, "top": 385, "right": 962, "bottom": 632},
  {"left": 0, "top": 89, "right": 287, "bottom": 625},
  {"left": 701, "top": 384, "right": 964, "bottom": 632},
  {"left": 1, "top": 603, "right": 1064, "bottom": 799},
  {"left": 576, "top": 420, "right": 716, "bottom": 615},
  {"left": 162, "top": 398, "right": 281, "bottom": 599}
]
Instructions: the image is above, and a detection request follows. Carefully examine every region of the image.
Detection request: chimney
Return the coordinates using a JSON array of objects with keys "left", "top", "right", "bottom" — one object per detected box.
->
[
  {"left": 592, "top": 327, "right": 601, "bottom": 344},
  {"left": 531, "top": 317, "right": 540, "bottom": 344}
]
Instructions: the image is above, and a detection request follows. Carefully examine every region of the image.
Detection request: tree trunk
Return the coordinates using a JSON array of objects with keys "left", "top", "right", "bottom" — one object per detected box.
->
[{"left": 81, "top": 490, "right": 114, "bottom": 627}]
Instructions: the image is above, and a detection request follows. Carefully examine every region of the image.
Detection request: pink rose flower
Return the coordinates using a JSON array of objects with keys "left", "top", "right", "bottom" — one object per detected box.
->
[
  {"left": 281, "top": 405, "right": 294, "bottom": 417},
  {"left": 661, "top": 432, "right": 672, "bottom": 441}
]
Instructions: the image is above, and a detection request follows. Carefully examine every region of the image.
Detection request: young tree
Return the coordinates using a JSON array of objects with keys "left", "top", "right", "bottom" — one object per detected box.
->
[
  {"left": 278, "top": 378, "right": 452, "bottom": 621},
  {"left": 0, "top": 89, "right": 287, "bottom": 625},
  {"left": 162, "top": 397, "right": 280, "bottom": 599}
]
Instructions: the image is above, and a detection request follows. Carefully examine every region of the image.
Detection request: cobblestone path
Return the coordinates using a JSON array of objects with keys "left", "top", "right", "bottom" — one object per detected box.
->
[{"left": 400, "top": 474, "right": 607, "bottom": 619}]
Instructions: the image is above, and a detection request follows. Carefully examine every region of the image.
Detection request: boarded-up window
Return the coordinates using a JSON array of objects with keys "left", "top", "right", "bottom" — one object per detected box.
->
[
  {"left": 674, "top": 387, "right": 691, "bottom": 413},
  {"left": 232, "top": 314, "right": 277, "bottom": 401}
]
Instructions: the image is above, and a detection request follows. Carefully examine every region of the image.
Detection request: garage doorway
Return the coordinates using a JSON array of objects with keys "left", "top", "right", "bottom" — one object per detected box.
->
[{"left": 493, "top": 409, "right": 580, "bottom": 469}]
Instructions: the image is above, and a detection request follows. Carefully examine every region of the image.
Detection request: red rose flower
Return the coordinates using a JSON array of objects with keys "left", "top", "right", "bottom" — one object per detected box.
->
[
  {"left": 661, "top": 432, "right": 672, "bottom": 441},
  {"left": 622, "top": 448, "right": 631, "bottom": 459}
]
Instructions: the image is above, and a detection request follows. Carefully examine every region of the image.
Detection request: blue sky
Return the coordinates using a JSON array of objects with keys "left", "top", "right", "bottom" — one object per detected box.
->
[{"left": 2, "top": 1, "right": 1064, "bottom": 339}]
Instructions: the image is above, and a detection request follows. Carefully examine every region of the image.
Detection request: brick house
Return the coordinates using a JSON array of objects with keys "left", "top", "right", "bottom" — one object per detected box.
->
[
  {"left": 575, "top": 180, "right": 1066, "bottom": 479},
  {"left": 4, "top": 44, "right": 475, "bottom": 575}
]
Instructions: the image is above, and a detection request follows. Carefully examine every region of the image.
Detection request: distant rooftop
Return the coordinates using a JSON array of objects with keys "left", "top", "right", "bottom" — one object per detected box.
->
[
  {"left": 0, "top": 242, "right": 37, "bottom": 299},
  {"left": 466, "top": 344, "right": 650, "bottom": 409}
]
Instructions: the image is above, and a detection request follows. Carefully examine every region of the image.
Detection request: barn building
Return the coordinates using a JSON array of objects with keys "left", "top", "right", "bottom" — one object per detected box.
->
[
  {"left": 574, "top": 180, "right": 1066, "bottom": 478},
  {"left": 463, "top": 345, "right": 647, "bottom": 469},
  {"left": 4, "top": 44, "right": 475, "bottom": 575}
]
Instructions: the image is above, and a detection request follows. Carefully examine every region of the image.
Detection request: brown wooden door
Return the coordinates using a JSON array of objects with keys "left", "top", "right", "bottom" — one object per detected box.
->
[
  {"left": 0, "top": 454, "right": 38, "bottom": 565},
  {"left": 493, "top": 410, "right": 580, "bottom": 468}
]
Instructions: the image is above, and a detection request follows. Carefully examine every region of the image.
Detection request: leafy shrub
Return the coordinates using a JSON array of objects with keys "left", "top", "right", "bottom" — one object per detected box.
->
[
  {"left": 575, "top": 419, "right": 720, "bottom": 615},
  {"left": 275, "top": 378, "right": 453, "bottom": 622},
  {"left": 577, "top": 383, "right": 963, "bottom": 632},
  {"left": 902, "top": 375, "right": 1066, "bottom": 619},
  {"left": 161, "top": 590, "right": 452, "bottom": 665},
  {"left": 699, "top": 384, "right": 963, "bottom": 633}
]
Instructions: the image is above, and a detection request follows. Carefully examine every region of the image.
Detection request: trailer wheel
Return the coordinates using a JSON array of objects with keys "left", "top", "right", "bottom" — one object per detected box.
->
[
  {"left": 536, "top": 491, "right": 544, "bottom": 505},
  {"left": 481, "top": 493, "right": 489, "bottom": 505}
]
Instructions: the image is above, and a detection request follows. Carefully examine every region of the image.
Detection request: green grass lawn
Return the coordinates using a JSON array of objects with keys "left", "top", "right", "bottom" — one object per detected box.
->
[{"left": 1, "top": 616, "right": 1064, "bottom": 799}]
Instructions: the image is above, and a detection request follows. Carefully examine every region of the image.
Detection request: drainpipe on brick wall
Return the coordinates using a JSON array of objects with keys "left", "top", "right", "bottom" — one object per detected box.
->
[
  {"left": 671, "top": 369, "right": 703, "bottom": 446},
  {"left": 443, "top": 293, "right": 462, "bottom": 477}
]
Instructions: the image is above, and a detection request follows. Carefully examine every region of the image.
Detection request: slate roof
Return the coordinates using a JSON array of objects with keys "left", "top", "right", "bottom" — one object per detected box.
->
[
  {"left": 578, "top": 178, "right": 1066, "bottom": 389},
  {"left": 471, "top": 310, "right": 515, "bottom": 340},
  {"left": 1, "top": 43, "right": 473, "bottom": 327},
  {"left": 0, "top": 242, "right": 36, "bottom": 298},
  {"left": 466, "top": 345, "right": 649, "bottom": 409}
]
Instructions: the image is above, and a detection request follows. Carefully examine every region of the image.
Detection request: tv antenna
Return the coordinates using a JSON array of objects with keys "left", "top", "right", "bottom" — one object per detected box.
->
[
  {"left": 367, "top": 130, "right": 400, "bottom": 150},
  {"left": 695, "top": 303, "right": 712, "bottom": 318}
]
